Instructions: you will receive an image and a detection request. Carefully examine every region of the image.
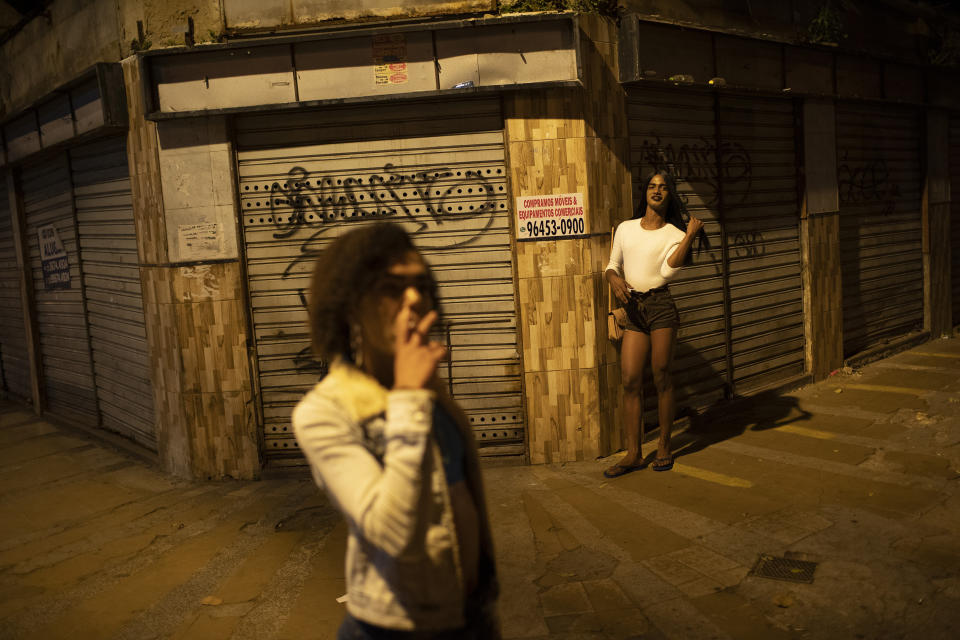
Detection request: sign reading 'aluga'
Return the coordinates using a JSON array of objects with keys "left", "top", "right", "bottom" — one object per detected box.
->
[
  {"left": 515, "top": 192, "right": 586, "bottom": 241},
  {"left": 38, "top": 224, "right": 70, "bottom": 289}
]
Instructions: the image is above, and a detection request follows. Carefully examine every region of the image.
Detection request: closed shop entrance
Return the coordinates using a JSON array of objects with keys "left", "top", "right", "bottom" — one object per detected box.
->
[
  {"left": 626, "top": 86, "right": 804, "bottom": 412},
  {"left": 70, "top": 137, "right": 156, "bottom": 449},
  {"left": 18, "top": 137, "right": 156, "bottom": 447},
  {"left": 836, "top": 104, "right": 923, "bottom": 355},
  {"left": 22, "top": 154, "right": 100, "bottom": 426},
  {"left": 235, "top": 97, "right": 523, "bottom": 467}
]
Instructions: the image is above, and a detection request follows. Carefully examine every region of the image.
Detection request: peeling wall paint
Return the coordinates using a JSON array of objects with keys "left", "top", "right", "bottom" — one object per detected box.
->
[{"left": 179, "top": 264, "right": 221, "bottom": 301}]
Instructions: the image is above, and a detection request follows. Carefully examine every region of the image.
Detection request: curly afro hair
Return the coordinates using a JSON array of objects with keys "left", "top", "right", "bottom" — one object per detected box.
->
[{"left": 308, "top": 222, "right": 439, "bottom": 364}]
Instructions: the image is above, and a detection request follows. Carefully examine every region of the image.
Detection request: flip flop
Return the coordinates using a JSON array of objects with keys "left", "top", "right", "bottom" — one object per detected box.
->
[
  {"left": 652, "top": 456, "right": 674, "bottom": 472},
  {"left": 603, "top": 461, "right": 647, "bottom": 478}
]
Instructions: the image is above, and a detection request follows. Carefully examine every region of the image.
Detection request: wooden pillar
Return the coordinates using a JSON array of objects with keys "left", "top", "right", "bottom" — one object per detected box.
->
[
  {"left": 506, "top": 15, "right": 632, "bottom": 463},
  {"left": 923, "top": 109, "right": 951, "bottom": 338},
  {"left": 800, "top": 99, "right": 844, "bottom": 380},
  {"left": 122, "top": 56, "right": 260, "bottom": 480},
  {"left": 5, "top": 169, "right": 43, "bottom": 411}
]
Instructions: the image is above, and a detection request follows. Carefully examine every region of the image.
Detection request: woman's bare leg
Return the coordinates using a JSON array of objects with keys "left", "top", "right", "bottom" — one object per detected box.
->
[
  {"left": 618, "top": 329, "right": 651, "bottom": 467},
  {"left": 650, "top": 327, "right": 677, "bottom": 461}
]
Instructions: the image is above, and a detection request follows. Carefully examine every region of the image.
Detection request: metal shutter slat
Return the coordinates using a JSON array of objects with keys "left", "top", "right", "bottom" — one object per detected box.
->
[
  {"left": 718, "top": 95, "right": 803, "bottom": 394},
  {"left": 22, "top": 156, "right": 99, "bottom": 425},
  {"left": 71, "top": 137, "right": 157, "bottom": 449},
  {"left": 236, "top": 97, "right": 523, "bottom": 465},
  {"left": 628, "top": 87, "right": 805, "bottom": 403},
  {"left": 837, "top": 104, "right": 924, "bottom": 356}
]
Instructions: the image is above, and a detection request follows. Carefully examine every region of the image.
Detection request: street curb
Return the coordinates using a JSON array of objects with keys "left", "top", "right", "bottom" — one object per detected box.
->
[
  {"left": 844, "top": 330, "right": 930, "bottom": 369},
  {"left": 0, "top": 399, "right": 161, "bottom": 468}
]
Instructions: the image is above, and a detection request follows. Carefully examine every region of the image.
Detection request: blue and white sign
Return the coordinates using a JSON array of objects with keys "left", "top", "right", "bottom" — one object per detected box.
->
[{"left": 38, "top": 224, "right": 70, "bottom": 289}]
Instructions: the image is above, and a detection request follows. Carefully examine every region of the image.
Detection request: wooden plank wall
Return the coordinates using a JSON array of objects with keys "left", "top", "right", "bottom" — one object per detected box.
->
[
  {"left": 923, "top": 110, "right": 952, "bottom": 338},
  {"left": 122, "top": 58, "right": 259, "bottom": 480},
  {"left": 800, "top": 99, "right": 843, "bottom": 380},
  {"left": 505, "top": 15, "right": 631, "bottom": 463}
]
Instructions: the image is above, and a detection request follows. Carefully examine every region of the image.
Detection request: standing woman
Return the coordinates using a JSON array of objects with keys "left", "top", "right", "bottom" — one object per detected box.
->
[
  {"left": 603, "top": 172, "right": 706, "bottom": 477},
  {"left": 292, "top": 222, "right": 499, "bottom": 639}
]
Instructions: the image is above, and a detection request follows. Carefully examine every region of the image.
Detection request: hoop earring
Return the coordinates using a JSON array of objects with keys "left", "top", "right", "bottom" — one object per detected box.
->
[{"left": 350, "top": 323, "right": 364, "bottom": 369}]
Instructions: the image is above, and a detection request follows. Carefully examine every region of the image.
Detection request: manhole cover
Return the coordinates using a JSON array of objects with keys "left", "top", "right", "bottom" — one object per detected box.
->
[{"left": 748, "top": 554, "right": 817, "bottom": 583}]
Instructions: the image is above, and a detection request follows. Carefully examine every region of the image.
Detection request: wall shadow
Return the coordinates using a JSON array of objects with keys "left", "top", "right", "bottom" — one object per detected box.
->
[
  {"left": 628, "top": 339, "right": 810, "bottom": 464},
  {"left": 666, "top": 388, "right": 813, "bottom": 462}
]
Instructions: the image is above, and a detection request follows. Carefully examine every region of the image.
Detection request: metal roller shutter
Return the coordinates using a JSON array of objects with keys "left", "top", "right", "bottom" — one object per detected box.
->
[
  {"left": 951, "top": 116, "right": 960, "bottom": 327},
  {"left": 71, "top": 137, "right": 157, "bottom": 450},
  {"left": 627, "top": 87, "right": 730, "bottom": 411},
  {"left": 627, "top": 87, "right": 804, "bottom": 410},
  {"left": 22, "top": 155, "right": 99, "bottom": 426},
  {"left": 235, "top": 97, "right": 522, "bottom": 466},
  {"left": 718, "top": 95, "right": 803, "bottom": 392},
  {"left": 0, "top": 173, "right": 32, "bottom": 402},
  {"left": 837, "top": 104, "right": 923, "bottom": 356}
]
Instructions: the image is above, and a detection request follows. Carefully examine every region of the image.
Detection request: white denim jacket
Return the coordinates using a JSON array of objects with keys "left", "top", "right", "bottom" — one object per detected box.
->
[{"left": 291, "top": 359, "right": 498, "bottom": 632}]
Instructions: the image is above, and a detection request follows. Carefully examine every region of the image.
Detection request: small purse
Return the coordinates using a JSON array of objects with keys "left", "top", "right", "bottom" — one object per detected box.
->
[{"left": 608, "top": 306, "right": 626, "bottom": 345}]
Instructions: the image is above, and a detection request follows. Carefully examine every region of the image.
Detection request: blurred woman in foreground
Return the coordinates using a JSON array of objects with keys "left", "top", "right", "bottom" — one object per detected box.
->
[{"left": 292, "top": 222, "right": 500, "bottom": 639}]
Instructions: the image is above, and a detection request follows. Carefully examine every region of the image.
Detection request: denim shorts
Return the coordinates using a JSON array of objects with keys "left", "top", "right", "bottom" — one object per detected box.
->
[{"left": 621, "top": 286, "right": 680, "bottom": 333}]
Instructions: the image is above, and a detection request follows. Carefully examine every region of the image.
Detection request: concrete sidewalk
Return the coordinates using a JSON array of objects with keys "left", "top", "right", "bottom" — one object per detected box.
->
[{"left": 1, "top": 338, "right": 959, "bottom": 640}]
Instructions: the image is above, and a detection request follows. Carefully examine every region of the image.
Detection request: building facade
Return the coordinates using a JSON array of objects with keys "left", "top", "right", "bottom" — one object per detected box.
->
[{"left": 0, "top": 0, "right": 957, "bottom": 479}]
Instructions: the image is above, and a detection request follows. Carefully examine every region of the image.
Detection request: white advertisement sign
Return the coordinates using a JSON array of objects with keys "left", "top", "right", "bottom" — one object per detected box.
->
[
  {"left": 515, "top": 192, "right": 586, "bottom": 241},
  {"left": 178, "top": 222, "right": 221, "bottom": 260}
]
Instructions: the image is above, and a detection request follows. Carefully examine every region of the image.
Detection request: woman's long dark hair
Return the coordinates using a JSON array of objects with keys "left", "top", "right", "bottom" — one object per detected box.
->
[{"left": 633, "top": 172, "right": 710, "bottom": 265}]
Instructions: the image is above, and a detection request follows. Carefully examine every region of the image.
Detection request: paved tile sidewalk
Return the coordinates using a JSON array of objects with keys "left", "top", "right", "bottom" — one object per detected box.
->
[{"left": 1, "top": 338, "right": 959, "bottom": 639}]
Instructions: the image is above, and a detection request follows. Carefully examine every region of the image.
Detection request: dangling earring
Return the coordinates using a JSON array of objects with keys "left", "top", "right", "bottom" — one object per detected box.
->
[{"left": 350, "top": 323, "right": 364, "bottom": 369}]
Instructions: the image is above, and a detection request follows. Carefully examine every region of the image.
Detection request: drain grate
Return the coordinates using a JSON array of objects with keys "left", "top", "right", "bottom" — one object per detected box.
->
[{"left": 748, "top": 554, "right": 817, "bottom": 583}]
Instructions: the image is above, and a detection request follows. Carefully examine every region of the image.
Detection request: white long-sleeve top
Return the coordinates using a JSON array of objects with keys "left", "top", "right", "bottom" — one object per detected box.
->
[{"left": 605, "top": 219, "right": 686, "bottom": 292}]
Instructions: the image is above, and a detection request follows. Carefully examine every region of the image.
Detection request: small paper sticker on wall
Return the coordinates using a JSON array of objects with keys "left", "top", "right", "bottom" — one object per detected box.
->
[
  {"left": 373, "top": 34, "right": 408, "bottom": 85},
  {"left": 38, "top": 224, "right": 71, "bottom": 289},
  {"left": 178, "top": 222, "right": 221, "bottom": 260}
]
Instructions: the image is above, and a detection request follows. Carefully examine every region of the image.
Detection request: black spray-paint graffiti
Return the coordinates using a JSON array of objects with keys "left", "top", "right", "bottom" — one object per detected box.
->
[
  {"left": 246, "top": 163, "right": 502, "bottom": 284},
  {"left": 837, "top": 155, "right": 900, "bottom": 214},
  {"left": 730, "top": 231, "right": 766, "bottom": 258},
  {"left": 638, "top": 135, "right": 759, "bottom": 271},
  {"left": 244, "top": 163, "right": 504, "bottom": 375},
  {"left": 638, "top": 136, "right": 753, "bottom": 204},
  {"left": 245, "top": 163, "right": 501, "bottom": 243}
]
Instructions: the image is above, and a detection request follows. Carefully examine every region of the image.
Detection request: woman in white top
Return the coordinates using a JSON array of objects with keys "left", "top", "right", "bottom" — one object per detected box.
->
[{"left": 603, "top": 172, "right": 706, "bottom": 477}]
